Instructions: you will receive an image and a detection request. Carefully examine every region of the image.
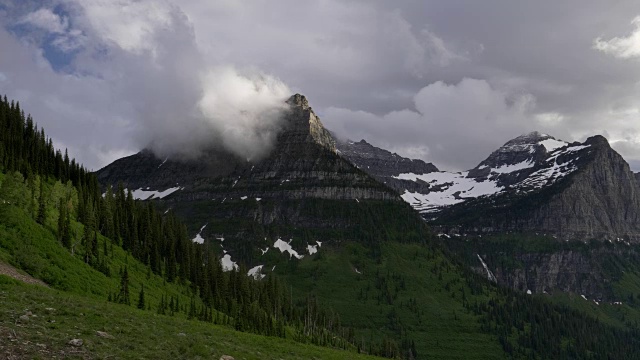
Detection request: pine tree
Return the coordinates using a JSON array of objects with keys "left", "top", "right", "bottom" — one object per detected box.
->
[
  {"left": 118, "top": 266, "right": 131, "bottom": 305},
  {"left": 36, "top": 180, "right": 46, "bottom": 224},
  {"left": 137, "top": 284, "right": 146, "bottom": 310}
]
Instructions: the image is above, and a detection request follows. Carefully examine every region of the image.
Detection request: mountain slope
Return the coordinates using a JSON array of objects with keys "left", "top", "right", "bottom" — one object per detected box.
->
[
  {"left": 0, "top": 278, "right": 382, "bottom": 360},
  {"left": 434, "top": 134, "right": 640, "bottom": 241},
  {"left": 97, "top": 94, "right": 423, "bottom": 266},
  {"left": 349, "top": 131, "right": 640, "bottom": 241},
  {"left": 334, "top": 138, "right": 440, "bottom": 199}
]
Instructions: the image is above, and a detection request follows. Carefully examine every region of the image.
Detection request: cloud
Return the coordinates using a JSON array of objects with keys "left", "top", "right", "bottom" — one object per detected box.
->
[
  {"left": 1, "top": 0, "right": 640, "bottom": 173},
  {"left": 19, "top": 7, "right": 68, "bottom": 34},
  {"left": 75, "top": 0, "right": 175, "bottom": 56},
  {"left": 0, "top": 0, "right": 293, "bottom": 168},
  {"left": 594, "top": 16, "right": 640, "bottom": 59},
  {"left": 324, "top": 78, "right": 538, "bottom": 170},
  {"left": 16, "top": 6, "right": 85, "bottom": 53},
  {"left": 198, "top": 67, "right": 290, "bottom": 161}
]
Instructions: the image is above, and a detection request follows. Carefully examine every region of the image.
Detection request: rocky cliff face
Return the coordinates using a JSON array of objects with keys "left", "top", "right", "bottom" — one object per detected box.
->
[{"left": 473, "top": 247, "right": 623, "bottom": 300}]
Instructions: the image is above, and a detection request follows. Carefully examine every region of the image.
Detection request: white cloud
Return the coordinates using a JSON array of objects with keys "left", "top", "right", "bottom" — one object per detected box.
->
[
  {"left": 198, "top": 67, "right": 291, "bottom": 161},
  {"left": 19, "top": 8, "right": 68, "bottom": 34},
  {"left": 324, "top": 78, "right": 537, "bottom": 170},
  {"left": 594, "top": 16, "right": 640, "bottom": 59},
  {"left": 74, "top": 0, "right": 175, "bottom": 55}
]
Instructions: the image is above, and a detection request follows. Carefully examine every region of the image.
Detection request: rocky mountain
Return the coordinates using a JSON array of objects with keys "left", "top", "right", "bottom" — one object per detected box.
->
[
  {"left": 343, "top": 131, "right": 640, "bottom": 242},
  {"left": 97, "top": 94, "right": 425, "bottom": 264},
  {"left": 335, "top": 138, "right": 438, "bottom": 177},
  {"left": 334, "top": 138, "right": 439, "bottom": 196}
]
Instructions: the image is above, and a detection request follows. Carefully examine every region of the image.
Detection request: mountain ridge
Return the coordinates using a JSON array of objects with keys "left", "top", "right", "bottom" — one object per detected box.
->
[{"left": 337, "top": 130, "right": 640, "bottom": 242}]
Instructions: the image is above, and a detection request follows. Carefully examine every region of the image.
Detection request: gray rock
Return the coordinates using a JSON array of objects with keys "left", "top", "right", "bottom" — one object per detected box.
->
[
  {"left": 96, "top": 331, "right": 114, "bottom": 339},
  {"left": 219, "top": 356, "right": 235, "bottom": 360},
  {"left": 18, "top": 315, "right": 29, "bottom": 323},
  {"left": 68, "top": 339, "right": 83, "bottom": 347},
  {"left": 336, "top": 138, "right": 438, "bottom": 178},
  {"left": 177, "top": 333, "right": 186, "bottom": 337}
]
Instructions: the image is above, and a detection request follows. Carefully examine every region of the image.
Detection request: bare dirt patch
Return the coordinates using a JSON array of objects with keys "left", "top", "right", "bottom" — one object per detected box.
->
[{"left": 0, "top": 261, "right": 48, "bottom": 287}]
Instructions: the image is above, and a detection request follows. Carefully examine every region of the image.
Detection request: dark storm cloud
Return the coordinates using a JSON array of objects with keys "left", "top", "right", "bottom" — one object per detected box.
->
[{"left": 0, "top": 0, "right": 639, "bottom": 171}]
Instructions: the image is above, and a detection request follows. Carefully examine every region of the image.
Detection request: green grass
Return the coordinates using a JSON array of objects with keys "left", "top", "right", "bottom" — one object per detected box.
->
[
  {"left": 0, "top": 277, "right": 381, "bottom": 360},
  {"left": 0, "top": 202, "right": 197, "bottom": 309}
]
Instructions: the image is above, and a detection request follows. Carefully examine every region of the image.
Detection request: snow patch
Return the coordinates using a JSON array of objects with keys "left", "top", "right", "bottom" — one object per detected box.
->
[
  {"left": 398, "top": 171, "right": 503, "bottom": 212},
  {"left": 526, "top": 289, "right": 532, "bottom": 295},
  {"left": 307, "top": 244, "right": 318, "bottom": 255},
  {"left": 539, "top": 138, "right": 567, "bottom": 152},
  {"left": 240, "top": 196, "right": 248, "bottom": 200},
  {"left": 131, "top": 187, "right": 182, "bottom": 200},
  {"left": 260, "top": 247, "right": 269, "bottom": 255},
  {"left": 273, "top": 238, "right": 304, "bottom": 259},
  {"left": 248, "top": 265, "right": 266, "bottom": 280},
  {"left": 192, "top": 224, "right": 207, "bottom": 244},
  {"left": 491, "top": 160, "right": 534, "bottom": 174},
  {"left": 221, "top": 254, "right": 238, "bottom": 271}
]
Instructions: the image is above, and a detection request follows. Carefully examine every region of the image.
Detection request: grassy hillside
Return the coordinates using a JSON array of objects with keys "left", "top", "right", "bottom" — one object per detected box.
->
[
  {"left": 0, "top": 276, "right": 380, "bottom": 360},
  {"left": 0, "top": 171, "right": 198, "bottom": 307},
  {"left": 0, "top": 171, "right": 376, "bottom": 359}
]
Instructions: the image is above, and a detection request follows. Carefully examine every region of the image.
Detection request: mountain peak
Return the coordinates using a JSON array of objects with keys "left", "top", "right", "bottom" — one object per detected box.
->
[
  {"left": 281, "top": 94, "right": 336, "bottom": 153},
  {"left": 506, "top": 131, "right": 554, "bottom": 146},
  {"left": 584, "top": 134, "right": 610, "bottom": 147},
  {"left": 286, "top": 93, "right": 310, "bottom": 110}
]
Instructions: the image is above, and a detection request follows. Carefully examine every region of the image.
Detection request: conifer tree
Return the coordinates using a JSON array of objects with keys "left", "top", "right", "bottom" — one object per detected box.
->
[
  {"left": 118, "top": 266, "right": 130, "bottom": 305},
  {"left": 36, "top": 180, "right": 46, "bottom": 224},
  {"left": 137, "top": 284, "right": 146, "bottom": 310}
]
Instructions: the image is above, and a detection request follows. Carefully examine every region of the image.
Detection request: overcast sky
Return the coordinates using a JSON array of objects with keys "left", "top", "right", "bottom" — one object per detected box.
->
[{"left": 1, "top": 0, "right": 639, "bottom": 171}]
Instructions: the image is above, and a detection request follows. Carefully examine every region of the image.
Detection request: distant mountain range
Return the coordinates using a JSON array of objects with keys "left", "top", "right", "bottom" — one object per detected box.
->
[{"left": 338, "top": 131, "right": 640, "bottom": 242}]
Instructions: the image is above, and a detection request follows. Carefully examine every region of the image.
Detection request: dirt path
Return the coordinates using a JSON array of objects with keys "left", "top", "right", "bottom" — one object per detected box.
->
[{"left": 0, "top": 261, "right": 48, "bottom": 287}]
